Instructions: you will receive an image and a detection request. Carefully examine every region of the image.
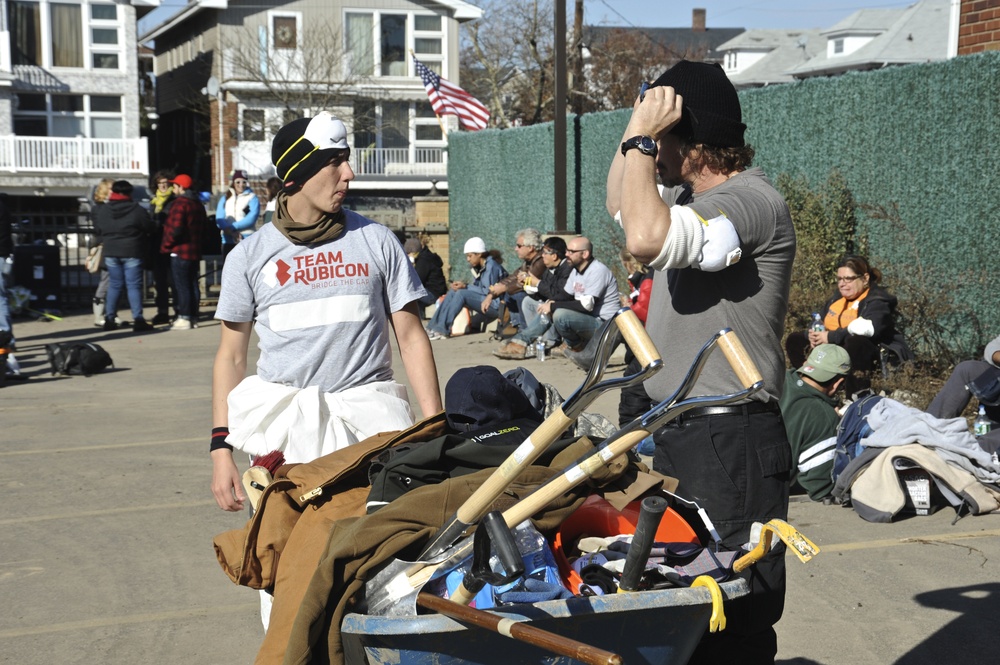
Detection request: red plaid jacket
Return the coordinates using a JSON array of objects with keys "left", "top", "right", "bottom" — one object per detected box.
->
[{"left": 160, "top": 193, "right": 205, "bottom": 261}]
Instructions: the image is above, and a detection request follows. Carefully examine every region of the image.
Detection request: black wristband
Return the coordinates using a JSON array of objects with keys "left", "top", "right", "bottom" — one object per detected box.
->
[{"left": 211, "top": 426, "right": 234, "bottom": 452}]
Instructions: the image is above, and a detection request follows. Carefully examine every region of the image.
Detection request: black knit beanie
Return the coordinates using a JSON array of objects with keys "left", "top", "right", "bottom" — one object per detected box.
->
[
  {"left": 651, "top": 60, "right": 746, "bottom": 148},
  {"left": 271, "top": 112, "right": 349, "bottom": 190}
]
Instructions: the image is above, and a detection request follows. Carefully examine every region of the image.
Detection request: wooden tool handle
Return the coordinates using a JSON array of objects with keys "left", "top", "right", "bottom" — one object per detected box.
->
[
  {"left": 717, "top": 330, "right": 763, "bottom": 389},
  {"left": 617, "top": 308, "right": 661, "bottom": 368},
  {"left": 454, "top": 408, "right": 574, "bottom": 524},
  {"left": 416, "top": 592, "right": 624, "bottom": 665}
]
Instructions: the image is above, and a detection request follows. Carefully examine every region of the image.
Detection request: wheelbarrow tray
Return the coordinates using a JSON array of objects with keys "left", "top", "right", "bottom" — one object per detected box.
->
[{"left": 342, "top": 578, "right": 749, "bottom": 665}]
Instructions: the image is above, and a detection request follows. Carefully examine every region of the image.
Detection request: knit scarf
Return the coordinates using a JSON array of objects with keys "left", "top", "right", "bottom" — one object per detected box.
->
[{"left": 271, "top": 191, "right": 345, "bottom": 245}]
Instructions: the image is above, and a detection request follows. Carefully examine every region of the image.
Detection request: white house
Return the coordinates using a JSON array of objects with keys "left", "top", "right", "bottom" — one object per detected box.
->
[
  {"left": 716, "top": 29, "right": 824, "bottom": 88},
  {"left": 787, "top": 0, "right": 952, "bottom": 79},
  {"left": 140, "top": 0, "right": 483, "bottom": 196},
  {"left": 0, "top": 0, "right": 157, "bottom": 198}
]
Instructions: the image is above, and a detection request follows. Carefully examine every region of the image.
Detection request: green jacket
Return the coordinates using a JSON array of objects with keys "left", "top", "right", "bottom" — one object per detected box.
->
[{"left": 779, "top": 369, "right": 841, "bottom": 500}]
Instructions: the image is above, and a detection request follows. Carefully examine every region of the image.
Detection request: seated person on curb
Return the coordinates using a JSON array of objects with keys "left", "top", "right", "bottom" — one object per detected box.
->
[
  {"left": 493, "top": 236, "right": 574, "bottom": 359},
  {"left": 785, "top": 255, "right": 911, "bottom": 395},
  {"left": 545, "top": 236, "right": 620, "bottom": 369},
  {"left": 483, "top": 228, "right": 547, "bottom": 330},
  {"left": 778, "top": 344, "right": 851, "bottom": 501},
  {"left": 425, "top": 237, "right": 507, "bottom": 339},
  {"left": 927, "top": 334, "right": 1000, "bottom": 427},
  {"left": 404, "top": 236, "right": 447, "bottom": 319}
]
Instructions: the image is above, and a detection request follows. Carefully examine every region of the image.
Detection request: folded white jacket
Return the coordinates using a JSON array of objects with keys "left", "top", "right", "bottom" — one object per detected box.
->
[{"left": 226, "top": 376, "right": 415, "bottom": 463}]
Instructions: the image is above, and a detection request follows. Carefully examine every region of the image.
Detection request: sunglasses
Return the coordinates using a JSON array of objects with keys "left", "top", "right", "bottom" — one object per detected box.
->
[
  {"left": 836, "top": 275, "right": 861, "bottom": 283},
  {"left": 514, "top": 243, "right": 526, "bottom": 248}
]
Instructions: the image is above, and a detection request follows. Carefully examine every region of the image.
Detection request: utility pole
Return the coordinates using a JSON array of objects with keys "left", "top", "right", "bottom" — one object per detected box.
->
[
  {"left": 554, "top": 0, "right": 567, "bottom": 232},
  {"left": 569, "top": 0, "right": 585, "bottom": 115}
]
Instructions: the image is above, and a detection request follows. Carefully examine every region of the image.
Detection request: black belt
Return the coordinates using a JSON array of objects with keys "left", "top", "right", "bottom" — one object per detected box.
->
[{"left": 678, "top": 401, "right": 779, "bottom": 421}]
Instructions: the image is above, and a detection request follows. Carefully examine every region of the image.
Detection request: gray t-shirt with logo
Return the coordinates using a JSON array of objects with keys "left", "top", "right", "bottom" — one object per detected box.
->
[
  {"left": 644, "top": 167, "right": 795, "bottom": 403},
  {"left": 216, "top": 210, "right": 426, "bottom": 394}
]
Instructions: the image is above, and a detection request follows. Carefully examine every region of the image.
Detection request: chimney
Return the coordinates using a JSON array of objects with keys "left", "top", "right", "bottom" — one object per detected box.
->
[{"left": 693, "top": 8, "right": 706, "bottom": 32}]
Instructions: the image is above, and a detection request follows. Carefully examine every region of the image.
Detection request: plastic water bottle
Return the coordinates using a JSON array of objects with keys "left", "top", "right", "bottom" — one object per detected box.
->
[
  {"left": 974, "top": 405, "right": 991, "bottom": 437},
  {"left": 1, "top": 256, "right": 12, "bottom": 277},
  {"left": 810, "top": 312, "right": 825, "bottom": 332},
  {"left": 535, "top": 338, "right": 546, "bottom": 362},
  {"left": 539, "top": 312, "right": 550, "bottom": 326}
]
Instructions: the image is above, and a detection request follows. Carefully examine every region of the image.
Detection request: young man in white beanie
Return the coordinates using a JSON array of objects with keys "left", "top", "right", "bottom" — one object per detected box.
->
[
  {"left": 210, "top": 112, "right": 442, "bottom": 514},
  {"left": 424, "top": 236, "right": 507, "bottom": 340}
]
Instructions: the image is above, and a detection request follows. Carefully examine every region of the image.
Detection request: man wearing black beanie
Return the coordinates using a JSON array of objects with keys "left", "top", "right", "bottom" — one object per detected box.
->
[{"left": 606, "top": 61, "right": 796, "bottom": 664}]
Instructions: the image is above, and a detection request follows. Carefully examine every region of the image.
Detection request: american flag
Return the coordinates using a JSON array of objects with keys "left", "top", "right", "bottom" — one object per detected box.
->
[{"left": 413, "top": 56, "right": 490, "bottom": 131}]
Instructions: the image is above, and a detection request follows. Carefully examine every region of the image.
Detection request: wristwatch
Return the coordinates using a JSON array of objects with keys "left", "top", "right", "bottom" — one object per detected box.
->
[{"left": 621, "top": 135, "right": 657, "bottom": 159}]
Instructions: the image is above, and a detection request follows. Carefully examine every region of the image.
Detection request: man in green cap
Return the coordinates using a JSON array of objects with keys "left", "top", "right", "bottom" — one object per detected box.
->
[{"left": 779, "top": 344, "right": 852, "bottom": 501}]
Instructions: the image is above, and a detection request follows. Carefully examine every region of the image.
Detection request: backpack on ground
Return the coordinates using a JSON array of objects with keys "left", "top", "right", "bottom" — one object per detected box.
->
[
  {"left": 45, "top": 342, "right": 114, "bottom": 376},
  {"left": 831, "top": 393, "right": 884, "bottom": 484}
]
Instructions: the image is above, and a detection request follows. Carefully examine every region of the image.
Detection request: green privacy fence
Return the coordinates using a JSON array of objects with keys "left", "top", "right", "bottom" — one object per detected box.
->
[{"left": 448, "top": 52, "right": 1000, "bottom": 355}]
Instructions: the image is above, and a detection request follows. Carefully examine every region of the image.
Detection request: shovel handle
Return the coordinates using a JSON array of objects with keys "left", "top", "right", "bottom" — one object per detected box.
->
[
  {"left": 416, "top": 592, "right": 623, "bottom": 665},
  {"left": 454, "top": 408, "right": 575, "bottom": 525},
  {"left": 717, "top": 330, "right": 763, "bottom": 389},
  {"left": 616, "top": 308, "right": 661, "bottom": 368}
]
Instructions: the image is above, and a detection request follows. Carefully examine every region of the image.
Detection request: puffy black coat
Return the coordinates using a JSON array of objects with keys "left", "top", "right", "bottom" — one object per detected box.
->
[{"left": 93, "top": 200, "right": 155, "bottom": 258}]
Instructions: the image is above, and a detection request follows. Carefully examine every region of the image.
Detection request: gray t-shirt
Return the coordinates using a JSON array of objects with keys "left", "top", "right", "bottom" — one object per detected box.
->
[
  {"left": 644, "top": 167, "right": 795, "bottom": 403},
  {"left": 216, "top": 210, "right": 426, "bottom": 394},
  {"left": 563, "top": 258, "right": 621, "bottom": 321}
]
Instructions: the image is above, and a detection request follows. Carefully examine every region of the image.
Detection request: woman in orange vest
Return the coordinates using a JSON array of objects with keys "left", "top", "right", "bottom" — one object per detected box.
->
[{"left": 786, "top": 255, "right": 911, "bottom": 394}]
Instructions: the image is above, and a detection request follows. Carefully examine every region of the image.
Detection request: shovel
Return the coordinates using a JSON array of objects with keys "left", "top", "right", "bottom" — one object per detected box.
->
[
  {"left": 366, "top": 328, "right": 762, "bottom": 615},
  {"left": 417, "top": 307, "right": 663, "bottom": 562}
]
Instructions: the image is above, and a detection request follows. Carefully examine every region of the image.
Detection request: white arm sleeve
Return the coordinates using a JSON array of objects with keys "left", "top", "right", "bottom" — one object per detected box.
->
[
  {"left": 846, "top": 317, "right": 875, "bottom": 337},
  {"left": 647, "top": 205, "right": 705, "bottom": 271}
]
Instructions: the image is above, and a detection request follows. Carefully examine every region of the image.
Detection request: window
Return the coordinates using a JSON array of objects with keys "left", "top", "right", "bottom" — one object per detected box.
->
[
  {"left": 10, "top": 1, "right": 42, "bottom": 66},
  {"left": 91, "top": 4, "right": 115, "bottom": 20},
  {"left": 91, "top": 95, "right": 121, "bottom": 113},
  {"left": 353, "top": 101, "right": 377, "bottom": 149},
  {"left": 833, "top": 39, "right": 844, "bottom": 55},
  {"left": 273, "top": 15, "right": 297, "bottom": 50},
  {"left": 92, "top": 53, "right": 118, "bottom": 69},
  {"left": 345, "top": 12, "right": 445, "bottom": 78},
  {"left": 345, "top": 13, "right": 374, "bottom": 76},
  {"left": 50, "top": 2, "right": 82, "bottom": 67},
  {"left": 381, "top": 15, "right": 406, "bottom": 76},
  {"left": 13, "top": 92, "right": 124, "bottom": 138},
  {"left": 9, "top": 1, "right": 122, "bottom": 70},
  {"left": 243, "top": 109, "right": 265, "bottom": 141},
  {"left": 414, "top": 15, "right": 440, "bottom": 31},
  {"left": 91, "top": 28, "right": 117, "bottom": 45}
]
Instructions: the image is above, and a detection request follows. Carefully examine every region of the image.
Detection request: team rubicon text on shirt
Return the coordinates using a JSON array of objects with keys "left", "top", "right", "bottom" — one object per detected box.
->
[{"left": 262, "top": 250, "right": 371, "bottom": 288}]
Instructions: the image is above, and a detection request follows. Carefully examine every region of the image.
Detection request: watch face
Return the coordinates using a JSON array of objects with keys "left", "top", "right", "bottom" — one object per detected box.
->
[{"left": 639, "top": 137, "right": 656, "bottom": 154}]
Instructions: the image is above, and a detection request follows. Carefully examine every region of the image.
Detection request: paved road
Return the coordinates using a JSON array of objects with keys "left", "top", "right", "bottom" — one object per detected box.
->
[{"left": 2, "top": 310, "right": 998, "bottom": 664}]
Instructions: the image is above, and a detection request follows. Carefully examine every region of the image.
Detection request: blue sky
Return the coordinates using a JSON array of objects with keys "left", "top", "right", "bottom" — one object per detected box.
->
[{"left": 140, "top": 1, "right": 922, "bottom": 36}]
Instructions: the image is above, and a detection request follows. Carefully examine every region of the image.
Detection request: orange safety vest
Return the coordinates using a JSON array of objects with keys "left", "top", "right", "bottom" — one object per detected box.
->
[{"left": 824, "top": 289, "right": 869, "bottom": 331}]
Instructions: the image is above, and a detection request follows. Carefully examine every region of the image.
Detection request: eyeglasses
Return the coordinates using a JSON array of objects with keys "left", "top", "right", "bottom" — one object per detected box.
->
[
  {"left": 566, "top": 249, "right": 585, "bottom": 254},
  {"left": 542, "top": 249, "right": 558, "bottom": 255},
  {"left": 514, "top": 243, "right": 526, "bottom": 248},
  {"left": 836, "top": 275, "right": 861, "bottom": 283}
]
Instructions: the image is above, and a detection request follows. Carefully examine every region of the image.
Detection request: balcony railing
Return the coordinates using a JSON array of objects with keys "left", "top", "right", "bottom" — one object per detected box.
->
[
  {"left": 232, "top": 145, "right": 447, "bottom": 180},
  {"left": 0, "top": 136, "right": 149, "bottom": 174},
  {"left": 352, "top": 147, "right": 446, "bottom": 177}
]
